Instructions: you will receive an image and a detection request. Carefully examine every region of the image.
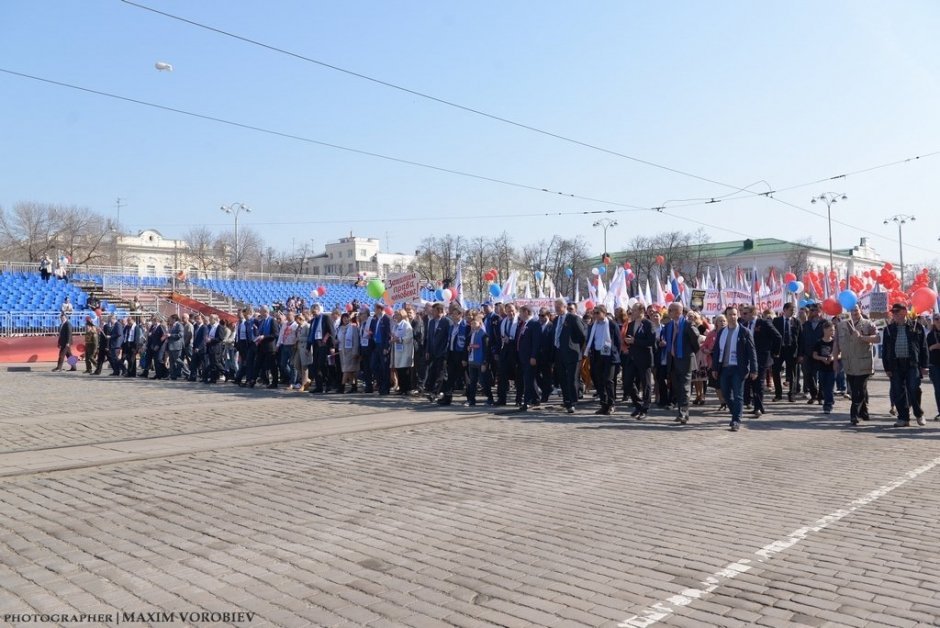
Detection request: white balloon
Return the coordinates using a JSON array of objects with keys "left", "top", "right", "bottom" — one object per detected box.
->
[{"left": 154, "top": 62, "right": 174, "bottom": 72}]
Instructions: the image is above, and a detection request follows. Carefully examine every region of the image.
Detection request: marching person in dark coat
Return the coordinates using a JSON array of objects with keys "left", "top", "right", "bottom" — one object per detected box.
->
[
  {"left": 52, "top": 313, "right": 74, "bottom": 371},
  {"left": 882, "top": 302, "right": 929, "bottom": 427}
]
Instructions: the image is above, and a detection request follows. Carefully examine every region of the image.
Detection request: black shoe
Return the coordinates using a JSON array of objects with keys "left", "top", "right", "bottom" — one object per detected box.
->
[
  {"left": 518, "top": 404, "right": 529, "bottom": 412},
  {"left": 772, "top": 396, "right": 782, "bottom": 402},
  {"left": 637, "top": 411, "right": 647, "bottom": 420},
  {"left": 788, "top": 395, "right": 794, "bottom": 403},
  {"left": 750, "top": 410, "right": 763, "bottom": 418},
  {"left": 594, "top": 407, "right": 607, "bottom": 415},
  {"left": 806, "top": 398, "right": 816, "bottom": 405},
  {"left": 266, "top": 384, "right": 277, "bottom": 389},
  {"left": 718, "top": 403, "right": 727, "bottom": 411},
  {"left": 565, "top": 406, "right": 575, "bottom": 414},
  {"left": 630, "top": 408, "right": 641, "bottom": 418},
  {"left": 850, "top": 417, "right": 859, "bottom": 425},
  {"left": 730, "top": 422, "right": 740, "bottom": 432}
]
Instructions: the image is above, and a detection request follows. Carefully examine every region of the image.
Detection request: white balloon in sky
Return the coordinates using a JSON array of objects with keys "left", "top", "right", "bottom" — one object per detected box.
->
[{"left": 154, "top": 62, "right": 173, "bottom": 72}]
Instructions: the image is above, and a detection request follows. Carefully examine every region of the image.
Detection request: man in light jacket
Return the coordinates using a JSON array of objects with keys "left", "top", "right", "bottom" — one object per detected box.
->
[{"left": 836, "top": 305, "right": 879, "bottom": 425}]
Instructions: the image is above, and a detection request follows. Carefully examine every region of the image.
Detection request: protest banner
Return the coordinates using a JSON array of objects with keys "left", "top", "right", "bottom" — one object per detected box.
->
[{"left": 386, "top": 272, "right": 421, "bottom": 303}]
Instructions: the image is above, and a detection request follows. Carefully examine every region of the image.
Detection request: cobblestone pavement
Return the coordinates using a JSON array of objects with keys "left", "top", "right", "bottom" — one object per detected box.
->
[{"left": 1, "top": 367, "right": 939, "bottom": 627}]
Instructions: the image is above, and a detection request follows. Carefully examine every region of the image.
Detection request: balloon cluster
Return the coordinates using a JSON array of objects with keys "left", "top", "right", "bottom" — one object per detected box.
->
[{"left": 909, "top": 268, "right": 937, "bottom": 314}]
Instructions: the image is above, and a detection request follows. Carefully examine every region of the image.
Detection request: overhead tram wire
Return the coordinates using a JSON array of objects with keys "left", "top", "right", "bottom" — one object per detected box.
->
[
  {"left": 119, "top": 0, "right": 768, "bottom": 197},
  {"left": 3, "top": 67, "right": 938, "bottom": 251},
  {"left": 0, "top": 67, "right": 649, "bottom": 213}
]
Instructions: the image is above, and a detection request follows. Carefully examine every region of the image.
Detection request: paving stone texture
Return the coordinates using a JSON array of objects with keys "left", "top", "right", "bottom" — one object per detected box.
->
[{"left": 1, "top": 367, "right": 938, "bottom": 627}]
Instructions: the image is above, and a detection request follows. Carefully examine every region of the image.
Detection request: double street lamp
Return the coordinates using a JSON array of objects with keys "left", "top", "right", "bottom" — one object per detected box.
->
[
  {"left": 592, "top": 218, "right": 618, "bottom": 261},
  {"left": 810, "top": 192, "right": 847, "bottom": 273},
  {"left": 220, "top": 202, "right": 251, "bottom": 274},
  {"left": 884, "top": 214, "right": 915, "bottom": 287}
]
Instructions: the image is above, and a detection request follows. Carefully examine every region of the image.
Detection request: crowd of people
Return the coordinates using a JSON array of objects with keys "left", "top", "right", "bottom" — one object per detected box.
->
[{"left": 52, "top": 296, "right": 940, "bottom": 431}]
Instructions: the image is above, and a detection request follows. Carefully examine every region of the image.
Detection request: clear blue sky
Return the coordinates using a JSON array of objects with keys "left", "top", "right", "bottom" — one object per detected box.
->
[{"left": 1, "top": 0, "right": 939, "bottom": 264}]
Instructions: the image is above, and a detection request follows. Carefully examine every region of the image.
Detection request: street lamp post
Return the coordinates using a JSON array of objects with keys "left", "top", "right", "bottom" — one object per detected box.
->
[
  {"left": 884, "top": 214, "right": 915, "bottom": 288},
  {"left": 810, "top": 192, "right": 847, "bottom": 273},
  {"left": 220, "top": 202, "right": 251, "bottom": 275},
  {"left": 592, "top": 218, "right": 618, "bottom": 268}
]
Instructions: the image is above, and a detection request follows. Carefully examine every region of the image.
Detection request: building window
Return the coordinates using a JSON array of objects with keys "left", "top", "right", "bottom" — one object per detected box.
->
[
  {"left": 312, "top": 266, "right": 320, "bottom": 275},
  {"left": 360, "top": 248, "right": 367, "bottom": 257},
  {"left": 338, "top": 251, "right": 342, "bottom": 258},
  {"left": 146, "top": 265, "right": 156, "bottom": 276},
  {"left": 348, "top": 249, "right": 354, "bottom": 259},
  {"left": 348, "top": 263, "right": 354, "bottom": 273}
]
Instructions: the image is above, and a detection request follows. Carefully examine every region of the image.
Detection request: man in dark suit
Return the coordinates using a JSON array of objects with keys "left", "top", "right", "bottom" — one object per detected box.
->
[
  {"left": 551, "top": 297, "right": 586, "bottom": 414},
  {"left": 661, "top": 303, "right": 701, "bottom": 424},
  {"left": 52, "top": 313, "right": 75, "bottom": 371},
  {"left": 739, "top": 305, "right": 782, "bottom": 417},
  {"left": 798, "top": 303, "right": 825, "bottom": 404},
  {"left": 234, "top": 308, "right": 255, "bottom": 385},
  {"left": 203, "top": 314, "right": 224, "bottom": 384},
  {"left": 496, "top": 303, "right": 521, "bottom": 406},
  {"left": 621, "top": 303, "right": 656, "bottom": 419},
  {"left": 711, "top": 306, "right": 759, "bottom": 432},
  {"left": 253, "top": 307, "right": 279, "bottom": 388},
  {"left": 94, "top": 318, "right": 111, "bottom": 375},
  {"left": 167, "top": 314, "right": 185, "bottom": 380},
  {"left": 424, "top": 303, "right": 452, "bottom": 401},
  {"left": 307, "top": 304, "right": 335, "bottom": 393},
  {"left": 537, "top": 308, "right": 555, "bottom": 403},
  {"left": 585, "top": 304, "right": 621, "bottom": 415},
  {"left": 369, "top": 302, "right": 392, "bottom": 395},
  {"left": 772, "top": 302, "right": 801, "bottom": 402},
  {"left": 515, "top": 305, "right": 542, "bottom": 411},
  {"left": 189, "top": 314, "right": 208, "bottom": 382},
  {"left": 108, "top": 315, "right": 124, "bottom": 376}
]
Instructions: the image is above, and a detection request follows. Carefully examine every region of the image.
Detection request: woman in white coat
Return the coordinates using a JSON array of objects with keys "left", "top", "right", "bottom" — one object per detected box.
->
[{"left": 392, "top": 309, "right": 415, "bottom": 394}]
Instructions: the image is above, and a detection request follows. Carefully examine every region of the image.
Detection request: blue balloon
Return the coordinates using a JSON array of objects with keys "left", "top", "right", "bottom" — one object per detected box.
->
[
  {"left": 787, "top": 280, "right": 800, "bottom": 293},
  {"left": 534, "top": 270, "right": 544, "bottom": 281},
  {"left": 434, "top": 288, "right": 444, "bottom": 300},
  {"left": 564, "top": 268, "right": 573, "bottom": 277},
  {"left": 489, "top": 283, "right": 502, "bottom": 297},
  {"left": 598, "top": 266, "right": 606, "bottom": 275},
  {"left": 837, "top": 290, "right": 858, "bottom": 310}
]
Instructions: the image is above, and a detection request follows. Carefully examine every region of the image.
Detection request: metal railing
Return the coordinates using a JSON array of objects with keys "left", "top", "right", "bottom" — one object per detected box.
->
[
  {"left": 3, "top": 260, "right": 349, "bottom": 284},
  {"left": 0, "top": 310, "right": 142, "bottom": 337}
]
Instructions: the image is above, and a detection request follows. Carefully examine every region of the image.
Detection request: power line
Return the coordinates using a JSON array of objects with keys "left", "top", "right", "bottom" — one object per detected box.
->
[
  {"left": 0, "top": 67, "right": 649, "bottom": 212},
  {"left": 119, "top": 0, "right": 761, "bottom": 196},
  {"left": 3, "top": 66, "right": 938, "bottom": 254}
]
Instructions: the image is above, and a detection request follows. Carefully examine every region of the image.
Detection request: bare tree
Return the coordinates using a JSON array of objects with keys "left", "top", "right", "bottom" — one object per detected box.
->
[
  {"left": 0, "top": 202, "right": 58, "bottom": 261},
  {"left": 215, "top": 227, "right": 263, "bottom": 272},
  {"left": 183, "top": 226, "right": 219, "bottom": 272},
  {"left": 784, "top": 237, "right": 815, "bottom": 277},
  {"left": 55, "top": 206, "right": 112, "bottom": 265}
]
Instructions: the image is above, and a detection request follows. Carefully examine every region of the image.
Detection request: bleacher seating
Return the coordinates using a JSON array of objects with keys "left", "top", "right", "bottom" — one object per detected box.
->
[
  {"left": 191, "top": 278, "right": 477, "bottom": 310},
  {"left": 0, "top": 271, "right": 128, "bottom": 334}
]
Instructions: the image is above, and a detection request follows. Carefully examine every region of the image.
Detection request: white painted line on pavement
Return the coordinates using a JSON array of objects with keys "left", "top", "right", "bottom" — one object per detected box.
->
[{"left": 618, "top": 453, "right": 940, "bottom": 627}]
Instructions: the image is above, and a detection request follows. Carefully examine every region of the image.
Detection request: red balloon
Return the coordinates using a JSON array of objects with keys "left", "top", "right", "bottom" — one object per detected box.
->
[
  {"left": 783, "top": 272, "right": 797, "bottom": 283},
  {"left": 655, "top": 255, "right": 665, "bottom": 265},
  {"left": 317, "top": 286, "right": 326, "bottom": 296},
  {"left": 624, "top": 262, "right": 632, "bottom": 269},
  {"left": 822, "top": 298, "right": 842, "bottom": 316},
  {"left": 583, "top": 299, "right": 595, "bottom": 310},
  {"left": 665, "top": 293, "right": 675, "bottom": 303},
  {"left": 829, "top": 270, "right": 837, "bottom": 279},
  {"left": 912, "top": 288, "right": 937, "bottom": 314},
  {"left": 384, "top": 306, "right": 394, "bottom": 316},
  {"left": 884, "top": 262, "right": 893, "bottom": 271}
]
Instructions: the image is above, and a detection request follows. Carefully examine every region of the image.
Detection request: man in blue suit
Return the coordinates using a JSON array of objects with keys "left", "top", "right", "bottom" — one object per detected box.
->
[
  {"left": 370, "top": 302, "right": 392, "bottom": 395},
  {"left": 661, "top": 303, "right": 701, "bottom": 424},
  {"left": 711, "top": 306, "right": 759, "bottom": 432},
  {"left": 515, "top": 305, "right": 542, "bottom": 411},
  {"left": 307, "top": 303, "right": 334, "bottom": 393}
]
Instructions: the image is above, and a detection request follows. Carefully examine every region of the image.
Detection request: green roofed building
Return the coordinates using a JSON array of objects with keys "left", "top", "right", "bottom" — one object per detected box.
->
[{"left": 600, "top": 237, "right": 888, "bottom": 284}]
